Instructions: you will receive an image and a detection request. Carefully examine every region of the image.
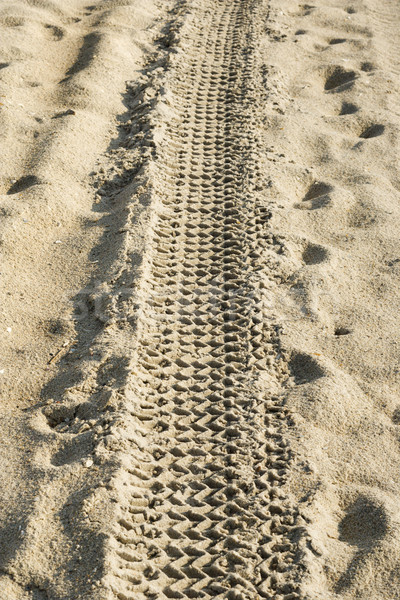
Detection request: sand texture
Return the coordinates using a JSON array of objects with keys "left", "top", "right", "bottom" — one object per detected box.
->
[{"left": 1, "top": 0, "right": 400, "bottom": 598}]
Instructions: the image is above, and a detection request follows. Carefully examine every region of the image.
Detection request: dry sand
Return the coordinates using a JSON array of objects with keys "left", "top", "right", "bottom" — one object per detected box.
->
[{"left": 1, "top": 0, "right": 400, "bottom": 598}]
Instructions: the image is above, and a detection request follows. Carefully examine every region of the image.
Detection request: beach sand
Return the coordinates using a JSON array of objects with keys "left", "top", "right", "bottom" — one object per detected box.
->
[{"left": 1, "top": 0, "right": 400, "bottom": 598}]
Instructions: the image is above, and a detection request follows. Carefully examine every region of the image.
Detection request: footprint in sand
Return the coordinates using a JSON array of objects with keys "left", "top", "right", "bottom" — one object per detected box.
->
[
  {"left": 296, "top": 181, "right": 333, "bottom": 210},
  {"left": 338, "top": 496, "right": 388, "bottom": 546},
  {"left": 324, "top": 66, "right": 358, "bottom": 92},
  {"left": 334, "top": 326, "right": 352, "bottom": 336},
  {"left": 347, "top": 204, "right": 378, "bottom": 228},
  {"left": 359, "top": 124, "right": 385, "bottom": 138},
  {"left": 7, "top": 175, "right": 41, "bottom": 195},
  {"left": 339, "top": 102, "right": 359, "bottom": 115},
  {"left": 289, "top": 352, "right": 325, "bottom": 385},
  {"left": 299, "top": 4, "right": 316, "bottom": 16},
  {"left": 302, "top": 242, "right": 329, "bottom": 265},
  {"left": 351, "top": 123, "right": 385, "bottom": 150},
  {"left": 391, "top": 407, "right": 400, "bottom": 424},
  {"left": 335, "top": 496, "right": 388, "bottom": 593},
  {"left": 329, "top": 38, "right": 347, "bottom": 45},
  {"left": 328, "top": 38, "right": 368, "bottom": 52},
  {"left": 44, "top": 24, "right": 65, "bottom": 41},
  {"left": 1, "top": 16, "right": 24, "bottom": 27},
  {"left": 361, "top": 61, "right": 376, "bottom": 72}
]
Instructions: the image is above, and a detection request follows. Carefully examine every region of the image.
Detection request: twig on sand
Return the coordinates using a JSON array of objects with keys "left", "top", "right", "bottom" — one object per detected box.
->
[{"left": 47, "top": 340, "right": 71, "bottom": 365}]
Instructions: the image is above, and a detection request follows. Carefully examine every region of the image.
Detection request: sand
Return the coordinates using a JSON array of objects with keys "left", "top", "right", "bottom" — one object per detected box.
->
[{"left": 1, "top": 0, "right": 400, "bottom": 598}]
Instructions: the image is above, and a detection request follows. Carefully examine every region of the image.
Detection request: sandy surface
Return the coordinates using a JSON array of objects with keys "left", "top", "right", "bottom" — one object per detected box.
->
[{"left": 1, "top": 0, "right": 400, "bottom": 598}]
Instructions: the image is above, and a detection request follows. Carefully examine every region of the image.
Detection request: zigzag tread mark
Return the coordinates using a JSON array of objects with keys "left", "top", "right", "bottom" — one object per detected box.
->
[{"left": 106, "top": 1, "right": 306, "bottom": 599}]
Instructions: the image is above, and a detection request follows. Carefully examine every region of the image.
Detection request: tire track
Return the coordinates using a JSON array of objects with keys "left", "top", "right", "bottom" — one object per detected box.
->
[{"left": 106, "top": 1, "right": 304, "bottom": 598}]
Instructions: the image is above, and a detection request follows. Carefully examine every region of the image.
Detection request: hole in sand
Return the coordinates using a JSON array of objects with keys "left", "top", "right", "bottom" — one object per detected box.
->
[
  {"left": 302, "top": 243, "right": 328, "bottom": 265},
  {"left": 295, "top": 29, "right": 307, "bottom": 35},
  {"left": 360, "top": 124, "right": 385, "bottom": 139},
  {"left": 324, "top": 67, "right": 357, "bottom": 91},
  {"left": 329, "top": 38, "right": 346, "bottom": 45},
  {"left": 346, "top": 6, "right": 357, "bottom": 13}
]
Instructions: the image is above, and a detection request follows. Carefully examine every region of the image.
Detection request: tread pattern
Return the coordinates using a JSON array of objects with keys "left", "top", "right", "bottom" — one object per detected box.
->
[{"left": 107, "top": 1, "right": 304, "bottom": 599}]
